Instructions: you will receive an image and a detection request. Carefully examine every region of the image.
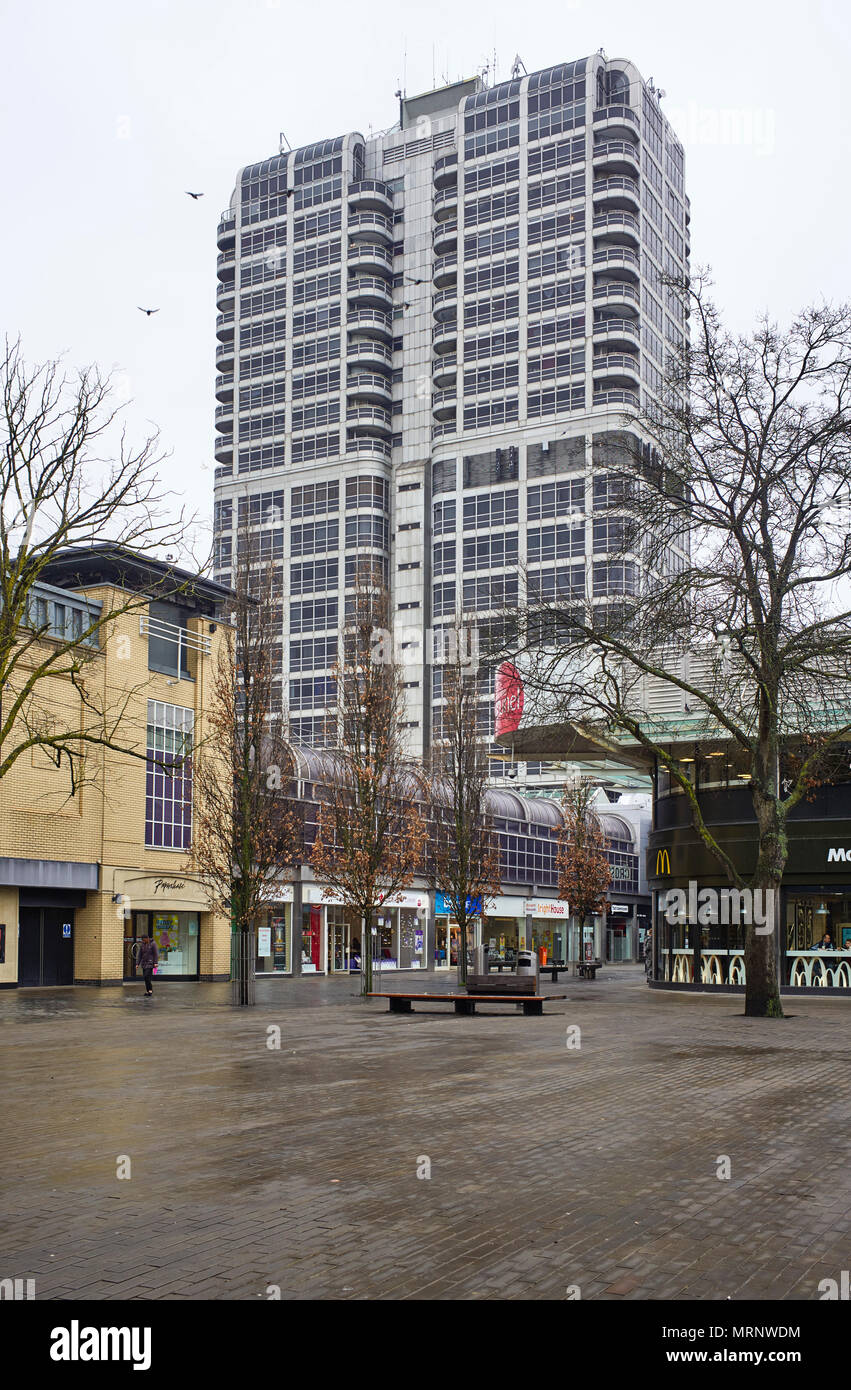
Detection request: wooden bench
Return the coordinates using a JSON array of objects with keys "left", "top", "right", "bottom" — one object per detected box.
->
[
  {"left": 466, "top": 973, "right": 535, "bottom": 996},
  {"left": 367, "top": 992, "right": 566, "bottom": 1017},
  {"left": 578, "top": 958, "right": 603, "bottom": 980}
]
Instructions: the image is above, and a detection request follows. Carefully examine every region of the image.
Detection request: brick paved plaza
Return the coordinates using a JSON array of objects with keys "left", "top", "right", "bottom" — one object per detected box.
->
[{"left": 2, "top": 967, "right": 850, "bottom": 1301}]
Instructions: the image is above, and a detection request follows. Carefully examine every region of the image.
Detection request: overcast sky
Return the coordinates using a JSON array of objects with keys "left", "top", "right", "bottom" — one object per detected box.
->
[{"left": 1, "top": 0, "right": 848, "bottom": 557}]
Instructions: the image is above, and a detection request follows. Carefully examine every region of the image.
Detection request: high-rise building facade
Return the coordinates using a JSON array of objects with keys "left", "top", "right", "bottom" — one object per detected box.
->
[{"left": 213, "top": 54, "right": 689, "bottom": 789}]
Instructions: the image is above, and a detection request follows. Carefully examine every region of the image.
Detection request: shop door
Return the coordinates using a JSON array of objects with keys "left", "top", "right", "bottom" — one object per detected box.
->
[
  {"left": 18, "top": 907, "right": 74, "bottom": 986},
  {"left": 330, "top": 917, "right": 349, "bottom": 972}
]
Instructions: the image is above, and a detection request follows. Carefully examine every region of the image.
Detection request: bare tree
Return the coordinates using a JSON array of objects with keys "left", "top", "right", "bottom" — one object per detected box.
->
[
  {"left": 0, "top": 339, "right": 194, "bottom": 791},
  {"left": 555, "top": 780, "right": 612, "bottom": 968},
  {"left": 309, "top": 567, "right": 427, "bottom": 995},
  {"left": 507, "top": 279, "right": 851, "bottom": 1016},
  {"left": 427, "top": 623, "right": 501, "bottom": 983},
  {"left": 190, "top": 531, "right": 300, "bottom": 1005}
]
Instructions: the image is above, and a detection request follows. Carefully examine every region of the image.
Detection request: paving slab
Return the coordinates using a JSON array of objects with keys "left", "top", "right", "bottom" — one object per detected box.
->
[{"left": 1, "top": 967, "right": 849, "bottom": 1300}]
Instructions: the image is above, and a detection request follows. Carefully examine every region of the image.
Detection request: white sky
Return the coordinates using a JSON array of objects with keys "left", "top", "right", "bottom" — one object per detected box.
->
[{"left": 1, "top": 0, "right": 849, "bottom": 559}]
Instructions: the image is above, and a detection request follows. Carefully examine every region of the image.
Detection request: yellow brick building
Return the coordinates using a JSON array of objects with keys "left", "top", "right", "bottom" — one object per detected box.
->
[{"left": 0, "top": 547, "right": 232, "bottom": 988}]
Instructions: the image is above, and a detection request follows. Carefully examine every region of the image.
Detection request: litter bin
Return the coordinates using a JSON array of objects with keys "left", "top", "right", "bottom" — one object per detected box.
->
[{"left": 516, "top": 949, "right": 538, "bottom": 976}]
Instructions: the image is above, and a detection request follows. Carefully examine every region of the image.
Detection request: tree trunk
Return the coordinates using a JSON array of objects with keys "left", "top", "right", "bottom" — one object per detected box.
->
[
  {"left": 457, "top": 916, "right": 468, "bottom": 985},
  {"left": 743, "top": 873, "right": 783, "bottom": 1016},
  {"left": 231, "top": 926, "right": 256, "bottom": 1007},
  {"left": 360, "top": 911, "right": 373, "bottom": 997},
  {"left": 745, "top": 791, "right": 786, "bottom": 1016}
]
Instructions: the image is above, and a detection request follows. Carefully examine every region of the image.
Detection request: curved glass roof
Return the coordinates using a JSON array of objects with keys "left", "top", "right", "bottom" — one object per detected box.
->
[{"left": 240, "top": 154, "right": 289, "bottom": 183}]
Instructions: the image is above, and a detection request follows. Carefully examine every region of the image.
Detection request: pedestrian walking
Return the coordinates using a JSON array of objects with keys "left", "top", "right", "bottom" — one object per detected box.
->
[{"left": 138, "top": 935, "right": 159, "bottom": 996}]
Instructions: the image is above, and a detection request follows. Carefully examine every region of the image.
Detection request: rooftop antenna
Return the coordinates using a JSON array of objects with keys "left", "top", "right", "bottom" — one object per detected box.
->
[
  {"left": 511, "top": 53, "right": 527, "bottom": 78},
  {"left": 279, "top": 131, "right": 292, "bottom": 152}
]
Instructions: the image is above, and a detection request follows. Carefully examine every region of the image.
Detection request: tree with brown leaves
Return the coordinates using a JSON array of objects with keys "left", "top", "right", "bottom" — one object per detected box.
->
[
  {"left": 428, "top": 623, "right": 501, "bottom": 984},
  {"left": 309, "top": 568, "right": 427, "bottom": 995},
  {"left": 556, "top": 780, "right": 612, "bottom": 967}
]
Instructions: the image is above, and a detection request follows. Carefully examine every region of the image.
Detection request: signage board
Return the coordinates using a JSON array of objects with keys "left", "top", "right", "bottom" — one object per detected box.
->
[{"left": 524, "top": 899, "right": 570, "bottom": 918}]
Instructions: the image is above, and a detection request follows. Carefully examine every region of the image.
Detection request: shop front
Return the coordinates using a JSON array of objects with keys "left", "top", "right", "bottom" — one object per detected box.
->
[
  {"left": 302, "top": 888, "right": 331, "bottom": 973},
  {"left": 435, "top": 890, "right": 483, "bottom": 968},
  {"left": 255, "top": 886, "right": 294, "bottom": 975},
  {"left": 373, "top": 890, "right": 429, "bottom": 972},
  {"left": 116, "top": 872, "right": 212, "bottom": 981},
  {"left": 649, "top": 811, "right": 851, "bottom": 993},
  {"left": 523, "top": 898, "right": 572, "bottom": 965}
]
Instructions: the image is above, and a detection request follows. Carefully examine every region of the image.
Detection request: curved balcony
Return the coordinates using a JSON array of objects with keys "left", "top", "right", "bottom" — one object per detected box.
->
[
  {"left": 347, "top": 338, "right": 393, "bottom": 370},
  {"left": 217, "top": 211, "right": 236, "bottom": 251},
  {"left": 432, "top": 319, "right": 458, "bottom": 354},
  {"left": 346, "top": 308, "right": 393, "bottom": 340},
  {"left": 348, "top": 179, "right": 394, "bottom": 214},
  {"left": 214, "top": 435, "right": 234, "bottom": 463},
  {"left": 431, "top": 355, "right": 457, "bottom": 389},
  {"left": 346, "top": 435, "right": 393, "bottom": 461},
  {"left": 592, "top": 176, "right": 640, "bottom": 212},
  {"left": 592, "top": 140, "right": 640, "bottom": 176},
  {"left": 433, "top": 153, "right": 458, "bottom": 189},
  {"left": 593, "top": 352, "right": 641, "bottom": 388},
  {"left": 433, "top": 187, "right": 458, "bottom": 221},
  {"left": 217, "top": 247, "right": 235, "bottom": 271},
  {"left": 347, "top": 211, "right": 394, "bottom": 243},
  {"left": 216, "top": 283, "right": 235, "bottom": 313},
  {"left": 214, "top": 403, "right": 234, "bottom": 432},
  {"left": 215, "top": 342, "right": 235, "bottom": 371},
  {"left": 433, "top": 220, "right": 458, "bottom": 256},
  {"left": 432, "top": 253, "right": 457, "bottom": 289},
  {"left": 431, "top": 421, "right": 458, "bottom": 440},
  {"left": 592, "top": 211, "right": 640, "bottom": 247},
  {"left": 592, "top": 388, "right": 640, "bottom": 410},
  {"left": 593, "top": 280, "right": 640, "bottom": 311},
  {"left": 346, "top": 372, "right": 392, "bottom": 405},
  {"left": 347, "top": 275, "right": 393, "bottom": 310},
  {"left": 592, "top": 247, "right": 640, "bottom": 282},
  {"left": 216, "top": 258, "right": 235, "bottom": 288},
  {"left": 432, "top": 287, "right": 457, "bottom": 320},
  {"left": 592, "top": 104, "right": 640, "bottom": 137},
  {"left": 593, "top": 317, "right": 641, "bottom": 349},
  {"left": 347, "top": 241, "right": 393, "bottom": 274},
  {"left": 346, "top": 406, "right": 393, "bottom": 435},
  {"left": 431, "top": 389, "right": 457, "bottom": 422},
  {"left": 215, "top": 372, "right": 234, "bottom": 403},
  {"left": 215, "top": 311, "right": 235, "bottom": 342}
]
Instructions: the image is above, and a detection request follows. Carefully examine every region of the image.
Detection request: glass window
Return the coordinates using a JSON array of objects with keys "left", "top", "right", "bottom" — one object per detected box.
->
[{"left": 145, "top": 702, "right": 194, "bottom": 849}]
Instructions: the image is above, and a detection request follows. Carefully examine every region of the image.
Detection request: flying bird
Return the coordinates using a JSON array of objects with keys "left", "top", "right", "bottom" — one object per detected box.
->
[
  {"left": 405, "top": 277, "right": 426, "bottom": 285},
  {"left": 185, "top": 191, "right": 204, "bottom": 199},
  {"left": 137, "top": 306, "right": 160, "bottom": 316}
]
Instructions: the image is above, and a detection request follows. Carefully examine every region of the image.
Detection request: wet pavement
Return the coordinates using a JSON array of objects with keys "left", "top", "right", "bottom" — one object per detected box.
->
[{"left": 2, "top": 966, "right": 850, "bottom": 1300}]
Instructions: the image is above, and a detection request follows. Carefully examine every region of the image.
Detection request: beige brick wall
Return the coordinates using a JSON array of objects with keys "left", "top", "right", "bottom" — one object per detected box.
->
[
  {"left": 0, "top": 888, "right": 19, "bottom": 987},
  {"left": 0, "top": 586, "right": 232, "bottom": 983}
]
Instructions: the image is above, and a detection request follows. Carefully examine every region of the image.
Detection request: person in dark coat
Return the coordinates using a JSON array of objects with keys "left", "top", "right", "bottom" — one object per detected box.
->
[{"left": 138, "top": 935, "right": 159, "bottom": 996}]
